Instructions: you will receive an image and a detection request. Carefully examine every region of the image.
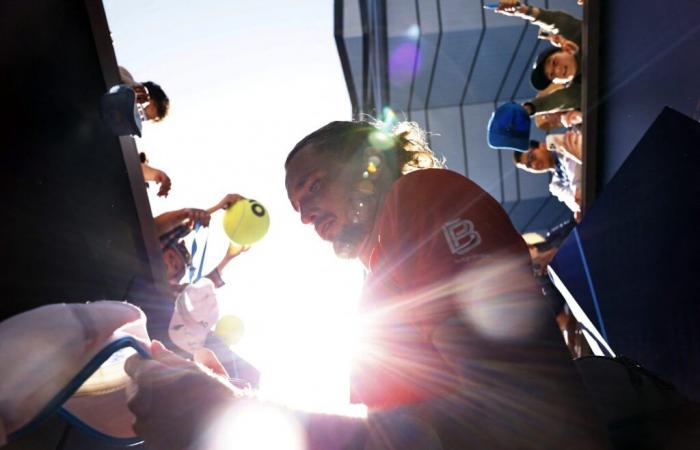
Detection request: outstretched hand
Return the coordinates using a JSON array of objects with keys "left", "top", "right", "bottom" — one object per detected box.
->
[
  {"left": 494, "top": 1, "right": 530, "bottom": 18},
  {"left": 154, "top": 208, "right": 211, "bottom": 237},
  {"left": 561, "top": 110, "right": 583, "bottom": 128},
  {"left": 154, "top": 172, "right": 172, "bottom": 197},
  {"left": 226, "top": 242, "right": 250, "bottom": 258},
  {"left": 125, "top": 341, "right": 239, "bottom": 450},
  {"left": 208, "top": 193, "right": 245, "bottom": 214},
  {"left": 183, "top": 208, "right": 211, "bottom": 229},
  {"left": 141, "top": 163, "right": 172, "bottom": 197}
]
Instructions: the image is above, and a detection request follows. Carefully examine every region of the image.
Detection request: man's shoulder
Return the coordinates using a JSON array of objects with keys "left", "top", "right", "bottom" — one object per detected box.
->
[
  {"left": 392, "top": 168, "right": 476, "bottom": 198},
  {"left": 387, "top": 169, "right": 500, "bottom": 219}
]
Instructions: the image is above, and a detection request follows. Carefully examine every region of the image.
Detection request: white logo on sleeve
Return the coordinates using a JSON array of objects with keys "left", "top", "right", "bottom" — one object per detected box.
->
[{"left": 442, "top": 219, "right": 481, "bottom": 256}]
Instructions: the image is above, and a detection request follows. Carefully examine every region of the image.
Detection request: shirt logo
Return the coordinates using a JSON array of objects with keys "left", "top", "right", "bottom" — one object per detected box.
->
[{"left": 442, "top": 219, "right": 481, "bottom": 256}]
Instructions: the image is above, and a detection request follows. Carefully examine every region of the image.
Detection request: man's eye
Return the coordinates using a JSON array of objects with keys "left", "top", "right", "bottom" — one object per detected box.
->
[{"left": 309, "top": 180, "right": 321, "bottom": 193}]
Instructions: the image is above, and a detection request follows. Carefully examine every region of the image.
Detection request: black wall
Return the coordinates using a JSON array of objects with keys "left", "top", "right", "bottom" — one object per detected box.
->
[{"left": 0, "top": 0, "right": 169, "bottom": 324}]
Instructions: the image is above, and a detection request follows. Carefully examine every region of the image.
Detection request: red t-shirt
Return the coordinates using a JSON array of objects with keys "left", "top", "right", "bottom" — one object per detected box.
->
[{"left": 351, "top": 169, "right": 534, "bottom": 409}]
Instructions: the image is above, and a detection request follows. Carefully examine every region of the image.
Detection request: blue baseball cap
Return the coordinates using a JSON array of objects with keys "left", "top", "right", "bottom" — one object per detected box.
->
[{"left": 487, "top": 102, "right": 532, "bottom": 152}]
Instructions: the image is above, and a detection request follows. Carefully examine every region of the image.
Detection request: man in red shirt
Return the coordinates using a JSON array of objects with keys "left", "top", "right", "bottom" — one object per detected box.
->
[{"left": 125, "top": 120, "right": 610, "bottom": 449}]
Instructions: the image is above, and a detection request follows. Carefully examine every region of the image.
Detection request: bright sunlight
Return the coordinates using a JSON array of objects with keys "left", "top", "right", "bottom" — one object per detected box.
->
[{"left": 104, "top": 0, "right": 365, "bottom": 412}]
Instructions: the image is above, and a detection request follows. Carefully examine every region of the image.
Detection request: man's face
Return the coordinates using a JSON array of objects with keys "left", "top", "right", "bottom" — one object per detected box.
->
[
  {"left": 143, "top": 101, "right": 161, "bottom": 122},
  {"left": 544, "top": 51, "right": 577, "bottom": 85},
  {"left": 285, "top": 145, "right": 369, "bottom": 257},
  {"left": 518, "top": 142, "right": 554, "bottom": 173},
  {"left": 162, "top": 247, "right": 186, "bottom": 283}
]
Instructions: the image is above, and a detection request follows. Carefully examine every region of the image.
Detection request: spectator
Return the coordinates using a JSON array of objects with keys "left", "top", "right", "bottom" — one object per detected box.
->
[
  {"left": 119, "top": 66, "right": 170, "bottom": 122},
  {"left": 125, "top": 120, "right": 609, "bottom": 450},
  {"left": 533, "top": 83, "right": 573, "bottom": 131},
  {"left": 154, "top": 194, "right": 257, "bottom": 387},
  {"left": 140, "top": 152, "right": 172, "bottom": 197},
  {"left": 513, "top": 140, "right": 582, "bottom": 215},
  {"left": 155, "top": 194, "right": 248, "bottom": 290},
  {"left": 493, "top": 2, "right": 582, "bottom": 115},
  {"left": 526, "top": 218, "right": 576, "bottom": 275},
  {"left": 530, "top": 33, "right": 581, "bottom": 91},
  {"left": 488, "top": 101, "right": 582, "bottom": 162}
]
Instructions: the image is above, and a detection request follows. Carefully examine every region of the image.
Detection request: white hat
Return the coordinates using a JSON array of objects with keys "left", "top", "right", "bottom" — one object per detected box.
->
[{"left": 168, "top": 279, "right": 220, "bottom": 355}]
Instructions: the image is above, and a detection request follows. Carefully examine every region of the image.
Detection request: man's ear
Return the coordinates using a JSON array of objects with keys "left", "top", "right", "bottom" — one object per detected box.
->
[{"left": 562, "top": 40, "right": 580, "bottom": 55}]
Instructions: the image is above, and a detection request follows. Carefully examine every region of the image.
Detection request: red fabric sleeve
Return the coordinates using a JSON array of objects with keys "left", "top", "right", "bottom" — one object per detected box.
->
[{"left": 352, "top": 169, "right": 534, "bottom": 409}]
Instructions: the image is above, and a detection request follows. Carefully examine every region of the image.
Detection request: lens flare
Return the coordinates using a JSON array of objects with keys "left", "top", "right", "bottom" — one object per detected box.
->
[
  {"left": 406, "top": 24, "right": 420, "bottom": 40},
  {"left": 368, "top": 130, "right": 393, "bottom": 150},
  {"left": 207, "top": 400, "right": 306, "bottom": 450},
  {"left": 381, "top": 107, "right": 397, "bottom": 129},
  {"left": 389, "top": 42, "right": 422, "bottom": 84}
]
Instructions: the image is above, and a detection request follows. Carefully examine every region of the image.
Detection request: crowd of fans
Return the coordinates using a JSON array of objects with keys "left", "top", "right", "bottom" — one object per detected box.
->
[
  {"left": 71, "top": 2, "right": 694, "bottom": 449},
  {"left": 116, "top": 67, "right": 252, "bottom": 366},
  {"left": 488, "top": 1, "right": 584, "bottom": 216},
  {"left": 485, "top": 1, "right": 587, "bottom": 354}
]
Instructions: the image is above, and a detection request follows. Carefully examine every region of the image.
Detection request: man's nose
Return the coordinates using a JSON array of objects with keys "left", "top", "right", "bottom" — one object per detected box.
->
[{"left": 299, "top": 202, "right": 319, "bottom": 225}]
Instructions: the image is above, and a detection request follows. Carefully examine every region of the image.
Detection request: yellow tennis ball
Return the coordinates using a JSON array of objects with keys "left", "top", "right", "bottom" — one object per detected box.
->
[
  {"left": 223, "top": 198, "right": 270, "bottom": 245},
  {"left": 214, "top": 314, "right": 245, "bottom": 346}
]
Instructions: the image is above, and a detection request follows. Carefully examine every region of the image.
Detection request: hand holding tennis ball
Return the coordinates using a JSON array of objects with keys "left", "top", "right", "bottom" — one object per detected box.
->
[
  {"left": 206, "top": 194, "right": 270, "bottom": 245},
  {"left": 221, "top": 197, "right": 270, "bottom": 246}
]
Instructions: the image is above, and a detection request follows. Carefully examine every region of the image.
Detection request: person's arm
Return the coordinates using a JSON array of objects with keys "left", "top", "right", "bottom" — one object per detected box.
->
[
  {"left": 124, "top": 341, "right": 368, "bottom": 450},
  {"left": 525, "top": 82, "right": 581, "bottom": 115},
  {"left": 562, "top": 129, "right": 583, "bottom": 163},
  {"left": 494, "top": 3, "right": 582, "bottom": 44},
  {"left": 204, "top": 243, "right": 249, "bottom": 288},
  {"left": 561, "top": 110, "right": 583, "bottom": 128},
  {"left": 493, "top": 1, "right": 542, "bottom": 20},
  {"left": 535, "top": 111, "right": 566, "bottom": 131},
  {"left": 206, "top": 193, "right": 245, "bottom": 214},
  {"left": 549, "top": 177, "right": 581, "bottom": 213},
  {"left": 141, "top": 163, "right": 172, "bottom": 197},
  {"left": 531, "top": 8, "right": 582, "bottom": 44},
  {"left": 154, "top": 208, "right": 211, "bottom": 237},
  {"left": 126, "top": 338, "right": 610, "bottom": 450}
]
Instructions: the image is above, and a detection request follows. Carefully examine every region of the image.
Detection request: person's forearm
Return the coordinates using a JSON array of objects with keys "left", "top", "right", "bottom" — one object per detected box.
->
[
  {"left": 216, "top": 256, "right": 233, "bottom": 275},
  {"left": 154, "top": 210, "right": 186, "bottom": 236},
  {"left": 532, "top": 9, "right": 582, "bottom": 44},
  {"left": 561, "top": 145, "right": 582, "bottom": 165},
  {"left": 141, "top": 163, "right": 158, "bottom": 182},
  {"left": 520, "top": 5, "right": 541, "bottom": 21},
  {"left": 550, "top": 184, "right": 580, "bottom": 213},
  {"left": 528, "top": 84, "right": 581, "bottom": 115},
  {"left": 204, "top": 257, "right": 232, "bottom": 288}
]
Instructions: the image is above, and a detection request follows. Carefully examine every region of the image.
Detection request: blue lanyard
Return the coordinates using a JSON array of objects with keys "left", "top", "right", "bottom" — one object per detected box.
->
[{"left": 188, "top": 223, "right": 209, "bottom": 283}]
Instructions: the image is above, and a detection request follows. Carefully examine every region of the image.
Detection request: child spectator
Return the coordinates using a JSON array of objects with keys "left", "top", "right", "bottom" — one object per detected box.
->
[
  {"left": 118, "top": 66, "right": 170, "bottom": 122},
  {"left": 139, "top": 152, "right": 172, "bottom": 197},
  {"left": 488, "top": 101, "right": 582, "bottom": 159},
  {"left": 492, "top": 2, "right": 582, "bottom": 114},
  {"left": 512, "top": 141, "right": 582, "bottom": 216},
  {"left": 155, "top": 196, "right": 258, "bottom": 385},
  {"left": 533, "top": 83, "right": 584, "bottom": 132},
  {"left": 154, "top": 194, "right": 248, "bottom": 290}
]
